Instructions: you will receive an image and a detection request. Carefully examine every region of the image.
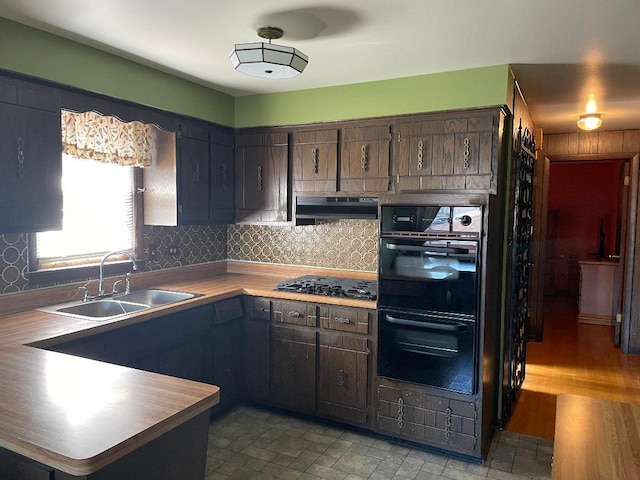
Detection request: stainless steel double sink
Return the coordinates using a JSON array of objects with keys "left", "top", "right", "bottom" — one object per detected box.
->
[{"left": 37, "top": 289, "right": 198, "bottom": 321}]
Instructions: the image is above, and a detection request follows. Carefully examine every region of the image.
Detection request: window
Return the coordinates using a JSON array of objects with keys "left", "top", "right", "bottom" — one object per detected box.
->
[
  {"left": 28, "top": 110, "right": 154, "bottom": 281},
  {"left": 34, "top": 154, "right": 138, "bottom": 270}
]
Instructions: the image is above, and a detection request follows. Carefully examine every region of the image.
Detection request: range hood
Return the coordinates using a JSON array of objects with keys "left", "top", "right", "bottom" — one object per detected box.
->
[{"left": 295, "top": 196, "right": 378, "bottom": 224}]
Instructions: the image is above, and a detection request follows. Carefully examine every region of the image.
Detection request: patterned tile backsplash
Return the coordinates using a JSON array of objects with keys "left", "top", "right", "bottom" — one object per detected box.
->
[
  {"left": 0, "top": 220, "right": 378, "bottom": 294},
  {"left": 227, "top": 220, "right": 378, "bottom": 271}
]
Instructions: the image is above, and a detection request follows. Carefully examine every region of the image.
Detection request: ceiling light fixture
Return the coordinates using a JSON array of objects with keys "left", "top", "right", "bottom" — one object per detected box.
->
[
  {"left": 229, "top": 26, "right": 308, "bottom": 79},
  {"left": 577, "top": 113, "right": 603, "bottom": 131},
  {"left": 577, "top": 98, "right": 602, "bottom": 131}
]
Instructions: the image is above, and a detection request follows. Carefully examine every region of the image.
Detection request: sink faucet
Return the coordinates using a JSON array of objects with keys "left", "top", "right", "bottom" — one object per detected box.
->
[{"left": 98, "top": 250, "right": 138, "bottom": 297}]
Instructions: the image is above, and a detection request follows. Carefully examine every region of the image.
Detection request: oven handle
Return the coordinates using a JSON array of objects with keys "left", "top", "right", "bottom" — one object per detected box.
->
[
  {"left": 385, "top": 314, "right": 468, "bottom": 332},
  {"left": 386, "top": 243, "right": 471, "bottom": 255}
]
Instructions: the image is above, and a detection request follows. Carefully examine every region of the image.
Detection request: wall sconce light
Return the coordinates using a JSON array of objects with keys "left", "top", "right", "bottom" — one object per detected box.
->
[{"left": 577, "top": 113, "right": 603, "bottom": 131}]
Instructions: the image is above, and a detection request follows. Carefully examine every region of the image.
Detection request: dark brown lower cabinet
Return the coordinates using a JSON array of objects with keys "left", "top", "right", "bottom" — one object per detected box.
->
[
  {"left": 318, "top": 332, "right": 369, "bottom": 427},
  {"left": 375, "top": 382, "right": 478, "bottom": 457},
  {"left": 48, "top": 305, "right": 214, "bottom": 384},
  {"left": 0, "top": 448, "right": 53, "bottom": 480},
  {"left": 211, "top": 298, "right": 243, "bottom": 414},
  {"left": 270, "top": 324, "right": 317, "bottom": 414},
  {"left": 242, "top": 297, "right": 271, "bottom": 404}
]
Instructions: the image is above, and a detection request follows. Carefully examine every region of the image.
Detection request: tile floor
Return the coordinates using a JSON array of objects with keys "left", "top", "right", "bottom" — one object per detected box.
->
[{"left": 205, "top": 406, "right": 552, "bottom": 480}]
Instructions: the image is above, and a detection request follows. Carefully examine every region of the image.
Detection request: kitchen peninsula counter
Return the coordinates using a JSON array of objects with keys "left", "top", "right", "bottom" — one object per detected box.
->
[{"left": 0, "top": 261, "right": 376, "bottom": 477}]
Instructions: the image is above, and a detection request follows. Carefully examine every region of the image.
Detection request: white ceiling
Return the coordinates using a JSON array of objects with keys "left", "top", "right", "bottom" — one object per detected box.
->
[{"left": 1, "top": 0, "right": 640, "bottom": 133}]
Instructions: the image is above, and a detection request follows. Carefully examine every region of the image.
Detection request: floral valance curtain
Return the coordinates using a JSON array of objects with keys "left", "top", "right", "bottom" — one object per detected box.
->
[{"left": 61, "top": 110, "right": 156, "bottom": 167}]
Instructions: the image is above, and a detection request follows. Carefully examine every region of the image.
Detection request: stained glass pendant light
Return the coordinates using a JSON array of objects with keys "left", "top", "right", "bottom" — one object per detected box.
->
[{"left": 229, "top": 27, "right": 308, "bottom": 79}]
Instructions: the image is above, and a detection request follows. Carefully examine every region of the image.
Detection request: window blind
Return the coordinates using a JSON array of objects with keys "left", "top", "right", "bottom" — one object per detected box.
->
[{"left": 36, "top": 155, "right": 134, "bottom": 262}]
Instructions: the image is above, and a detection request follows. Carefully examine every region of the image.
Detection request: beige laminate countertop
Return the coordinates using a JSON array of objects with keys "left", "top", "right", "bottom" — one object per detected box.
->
[{"left": 0, "top": 262, "right": 376, "bottom": 475}]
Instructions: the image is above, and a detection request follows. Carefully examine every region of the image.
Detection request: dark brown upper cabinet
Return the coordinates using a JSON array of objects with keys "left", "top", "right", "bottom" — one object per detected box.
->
[
  {"left": 235, "top": 130, "right": 289, "bottom": 223},
  {"left": 340, "top": 123, "right": 392, "bottom": 193},
  {"left": 209, "top": 128, "right": 235, "bottom": 224},
  {"left": 0, "top": 77, "right": 62, "bottom": 233},
  {"left": 178, "top": 121, "right": 235, "bottom": 225},
  {"left": 395, "top": 108, "right": 504, "bottom": 194},
  {"left": 292, "top": 128, "right": 339, "bottom": 193},
  {"left": 144, "top": 120, "right": 234, "bottom": 226},
  {"left": 177, "top": 120, "right": 211, "bottom": 224}
]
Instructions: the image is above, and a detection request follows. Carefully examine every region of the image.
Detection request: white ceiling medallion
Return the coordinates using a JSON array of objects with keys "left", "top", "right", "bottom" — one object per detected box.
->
[{"left": 229, "top": 26, "right": 308, "bottom": 79}]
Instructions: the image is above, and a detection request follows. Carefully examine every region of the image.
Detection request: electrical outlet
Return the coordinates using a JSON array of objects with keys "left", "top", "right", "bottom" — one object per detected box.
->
[
  {"left": 148, "top": 243, "right": 157, "bottom": 261},
  {"left": 168, "top": 245, "right": 180, "bottom": 256}
]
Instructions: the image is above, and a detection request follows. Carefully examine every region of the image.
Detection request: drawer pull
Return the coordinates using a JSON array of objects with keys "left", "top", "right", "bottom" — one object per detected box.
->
[
  {"left": 335, "top": 317, "right": 351, "bottom": 324},
  {"left": 287, "top": 311, "right": 302, "bottom": 317},
  {"left": 444, "top": 407, "right": 452, "bottom": 439}
]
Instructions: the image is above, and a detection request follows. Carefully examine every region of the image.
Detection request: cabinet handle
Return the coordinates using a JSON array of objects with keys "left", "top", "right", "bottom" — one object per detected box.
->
[
  {"left": 334, "top": 317, "right": 350, "bottom": 324},
  {"left": 287, "top": 311, "right": 302, "bottom": 317},
  {"left": 17, "top": 137, "right": 25, "bottom": 178},
  {"left": 337, "top": 369, "right": 346, "bottom": 386},
  {"left": 220, "top": 164, "right": 227, "bottom": 190},
  {"left": 312, "top": 147, "right": 318, "bottom": 174},
  {"left": 257, "top": 165, "right": 263, "bottom": 191},
  {"left": 397, "top": 397, "right": 404, "bottom": 429},
  {"left": 444, "top": 407, "right": 452, "bottom": 439},
  {"left": 361, "top": 144, "right": 368, "bottom": 172},
  {"left": 194, "top": 159, "right": 201, "bottom": 183},
  {"left": 417, "top": 140, "right": 424, "bottom": 171},
  {"left": 463, "top": 137, "right": 471, "bottom": 170}
]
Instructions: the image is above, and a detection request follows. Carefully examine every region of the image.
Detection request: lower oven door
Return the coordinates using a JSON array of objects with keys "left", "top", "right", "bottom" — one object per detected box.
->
[
  {"left": 378, "top": 308, "right": 477, "bottom": 395},
  {"left": 379, "top": 238, "right": 479, "bottom": 315}
]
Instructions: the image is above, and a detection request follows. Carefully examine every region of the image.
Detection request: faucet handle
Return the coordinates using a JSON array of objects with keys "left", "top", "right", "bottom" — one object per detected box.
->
[
  {"left": 125, "top": 272, "right": 132, "bottom": 294},
  {"left": 112, "top": 280, "right": 123, "bottom": 294},
  {"left": 78, "top": 286, "right": 90, "bottom": 302}
]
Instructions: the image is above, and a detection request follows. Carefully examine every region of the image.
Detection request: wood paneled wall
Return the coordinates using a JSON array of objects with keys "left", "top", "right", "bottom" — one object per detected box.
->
[{"left": 544, "top": 130, "right": 640, "bottom": 157}]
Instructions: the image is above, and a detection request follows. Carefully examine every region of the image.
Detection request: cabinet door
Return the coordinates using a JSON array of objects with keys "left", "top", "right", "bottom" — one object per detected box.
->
[
  {"left": 235, "top": 132, "right": 289, "bottom": 222},
  {"left": 0, "top": 102, "right": 62, "bottom": 233},
  {"left": 242, "top": 297, "right": 270, "bottom": 403},
  {"left": 210, "top": 128, "right": 235, "bottom": 223},
  {"left": 270, "top": 324, "right": 316, "bottom": 414},
  {"left": 340, "top": 124, "right": 391, "bottom": 193},
  {"left": 318, "top": 332, "right": 369, "bottom": 427},
  {"left": 211, "top": 298, "right": 243, "bottom": 412},
  {"left": 178, "top": 122, "right": 210, "bottom": 224},
  {"left": 395, "top": 110, "right": 498, "bottom": 193},
  {"left": 292, "top": 128, "right": 338, "bottom": 193}
]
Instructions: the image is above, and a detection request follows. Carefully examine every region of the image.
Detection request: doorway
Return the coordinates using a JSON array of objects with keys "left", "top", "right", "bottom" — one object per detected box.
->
[
  {"left": 545, "top": 160, "right": 626, "bottom": 304},
  {"left": 531, "top": 151, "right": 639, "bottom": 351}
]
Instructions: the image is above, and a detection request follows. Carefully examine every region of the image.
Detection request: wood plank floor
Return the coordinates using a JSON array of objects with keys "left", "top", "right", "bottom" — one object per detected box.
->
[{"left": 506, "top": 295, "right": 640, "bottom": 440}]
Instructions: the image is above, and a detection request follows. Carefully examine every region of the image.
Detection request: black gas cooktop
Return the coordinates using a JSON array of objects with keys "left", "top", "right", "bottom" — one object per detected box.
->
[{"left": 275, "top": 275, "right": 377, "bottom": 301}]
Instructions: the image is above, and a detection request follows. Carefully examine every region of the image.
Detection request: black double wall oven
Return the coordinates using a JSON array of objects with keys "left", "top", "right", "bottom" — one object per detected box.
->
[{"left": 377, "top": 204, "right": 483, "bottom": 395}]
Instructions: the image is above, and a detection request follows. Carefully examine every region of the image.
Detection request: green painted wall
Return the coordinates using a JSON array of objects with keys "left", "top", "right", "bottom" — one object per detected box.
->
[
  {"left": 0, "top": 16, "right": 510, "bottom": 129},
  {"left": 0, "top": 17, "right": 235, "bottom": 126},
  {"left": 235, "top": 65, "right": 511, "bottom": 127}
]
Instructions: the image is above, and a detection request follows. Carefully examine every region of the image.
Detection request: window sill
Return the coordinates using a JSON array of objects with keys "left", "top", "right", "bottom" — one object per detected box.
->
[{"left": 27, "top": 260, "right": 145, "bottom": 287}]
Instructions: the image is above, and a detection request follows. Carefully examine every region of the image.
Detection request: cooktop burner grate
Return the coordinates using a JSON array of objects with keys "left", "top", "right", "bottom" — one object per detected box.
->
[{"left": 275, "top": 275, "right": 377, "bottom": 301}]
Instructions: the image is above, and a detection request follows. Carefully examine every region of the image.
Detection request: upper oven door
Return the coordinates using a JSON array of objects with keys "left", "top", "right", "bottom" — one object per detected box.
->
[{"left": 378, "top": 237, "right": 479, "bottom": 315}]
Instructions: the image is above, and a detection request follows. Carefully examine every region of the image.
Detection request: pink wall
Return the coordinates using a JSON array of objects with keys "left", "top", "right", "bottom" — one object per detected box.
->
[{"left": 548, "top": 161, "right": 623, "bottom": 291}]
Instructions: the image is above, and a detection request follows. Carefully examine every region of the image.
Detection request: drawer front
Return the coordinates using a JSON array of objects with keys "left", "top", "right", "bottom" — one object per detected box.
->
[
  {"left": 375, "top": 384, "right": 478, "bottom": 457},
  {"left": 273, "top": 300, "right": 317, "bottom": 327},
  {"left": 319, "top": 306, "right": 372, "bottom": 334}
]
